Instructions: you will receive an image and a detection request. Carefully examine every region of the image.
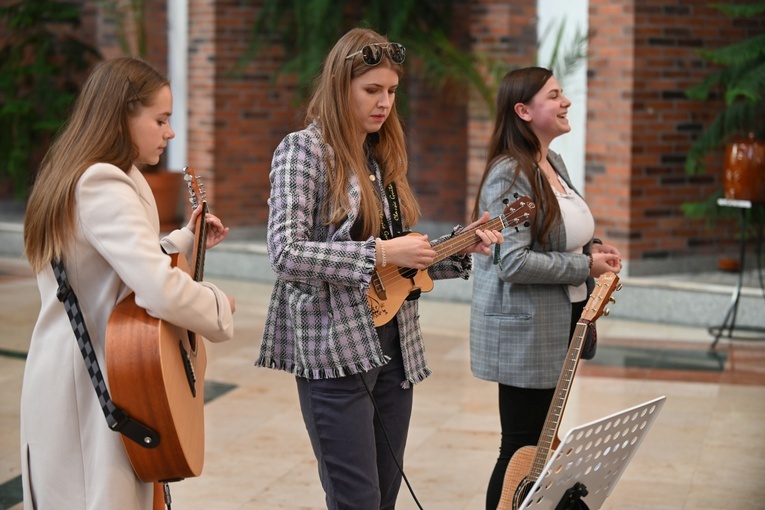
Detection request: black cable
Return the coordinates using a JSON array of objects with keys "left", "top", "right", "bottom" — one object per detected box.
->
[
  {"left": 163, "top": 482, "right": 172, "bottom": 510},
  {"left": 359, "top": 374, "right": 425, "bottom": 510}
]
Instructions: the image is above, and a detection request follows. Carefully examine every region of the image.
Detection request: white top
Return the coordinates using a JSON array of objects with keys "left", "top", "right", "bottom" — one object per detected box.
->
[{"left": 553, "top": 175, "right": 594, "bottom": 302}]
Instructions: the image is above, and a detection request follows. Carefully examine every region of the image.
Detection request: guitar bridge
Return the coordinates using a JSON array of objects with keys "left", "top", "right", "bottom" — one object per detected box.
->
[{"left": 371, "top": 270, "right": 387, "bottom": 300}]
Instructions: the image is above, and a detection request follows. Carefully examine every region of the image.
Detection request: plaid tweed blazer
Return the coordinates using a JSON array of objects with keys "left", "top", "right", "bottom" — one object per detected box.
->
[
  {"left": 469, "top": 151, "right": 594, "bottom": 388},
  {"left": 257, "top": 123, "right": 472, "bottom": 386}
]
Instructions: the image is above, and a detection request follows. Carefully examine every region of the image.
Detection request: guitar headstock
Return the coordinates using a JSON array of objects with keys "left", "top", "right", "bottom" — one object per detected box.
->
[
  {"left": 581, "top": 271, "right": 621, "bottom": 323},
  {"left": 501, "top": 193, "right": 537, "bottom": 232},
  {"left": 183, "top": 166, "right": 206, "bottom": 211}
]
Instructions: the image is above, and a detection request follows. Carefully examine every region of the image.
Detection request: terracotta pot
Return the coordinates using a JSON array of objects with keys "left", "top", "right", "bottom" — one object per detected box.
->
[
  {"left": 143, "top": 170, "right": 183, "bottom": 232},
  {"left": 723, "top": 134, "right": 765, "bottom": 203}
]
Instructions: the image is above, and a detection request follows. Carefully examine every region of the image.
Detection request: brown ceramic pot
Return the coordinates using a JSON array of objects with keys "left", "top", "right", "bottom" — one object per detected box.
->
[
  {"left": 723, "top": 134, "right": 765, "bottom": 203},
  {"left": 143, "top": 170, "right": 183, "bottom": 232}
]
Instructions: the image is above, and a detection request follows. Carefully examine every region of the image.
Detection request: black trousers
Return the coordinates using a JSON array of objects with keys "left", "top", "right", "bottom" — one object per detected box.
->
[
  {"left": 485, "top": 299, "right": 586, "bottom": 509},
  {"left": 296, "top": 319, "right": 412, "bottom": 510}
]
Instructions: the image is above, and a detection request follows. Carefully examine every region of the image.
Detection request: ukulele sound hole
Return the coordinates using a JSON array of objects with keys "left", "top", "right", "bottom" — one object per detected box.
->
[{"left": 398, "top": 267, "right": 417, "bottom": 280}]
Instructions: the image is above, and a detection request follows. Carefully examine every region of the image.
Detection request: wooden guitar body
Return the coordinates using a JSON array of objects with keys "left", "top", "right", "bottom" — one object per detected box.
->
[
  {"left": 106, "top": 252, "right": 207, "bottom": 483},
  {"left": 499, "top": 445, "right": 536, "bottom": 509},
  {"left": 106, "top": 166, "right": 210, "bottom": 484},
  {"left": 367, "top": 233, "right": 436, "bottom": 326}
]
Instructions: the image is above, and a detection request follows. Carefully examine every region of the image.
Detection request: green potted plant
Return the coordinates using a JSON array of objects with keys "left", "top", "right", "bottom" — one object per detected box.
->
[
  {"left": 0, "top": 1, "right": 101, "bottom": 199},
  {"left": 682, "top": 2, "right": 765, "bottom": 234},
  {"left": 239, "top": 0, "right": 494, "bottom": 112}
]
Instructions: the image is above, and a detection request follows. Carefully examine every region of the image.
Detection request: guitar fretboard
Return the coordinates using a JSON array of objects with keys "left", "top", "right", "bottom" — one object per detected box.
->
[
  {"left": 193, "top": 201, "right": 208, "bottom": 282},
  {"left": 528, "top": 322, "right": 588, "bottom": 481}
]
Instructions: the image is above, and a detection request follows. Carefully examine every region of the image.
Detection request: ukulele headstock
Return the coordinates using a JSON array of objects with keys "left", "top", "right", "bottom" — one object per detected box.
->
[
  {"left": 501, "top": 193, "right": 537, "bottom": 232},
  {"left": 581, "top": 271, "right": 621, "bottom": 322},
  {"left": 183, "top": 166, "right": 206, "bottom": 211}
]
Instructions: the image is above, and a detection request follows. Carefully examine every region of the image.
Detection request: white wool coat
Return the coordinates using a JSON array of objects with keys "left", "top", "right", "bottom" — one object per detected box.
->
[{"left": 20, "top": 163, "right": 234, "bottom": 509}]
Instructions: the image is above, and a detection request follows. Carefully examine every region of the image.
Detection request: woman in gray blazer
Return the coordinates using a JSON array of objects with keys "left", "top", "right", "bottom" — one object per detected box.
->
[{"left": 469, "top": 67, "right": 622, "bottom": 509}]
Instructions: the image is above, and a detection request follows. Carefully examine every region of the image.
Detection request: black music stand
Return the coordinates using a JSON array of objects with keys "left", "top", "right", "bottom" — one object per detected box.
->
[
  {"left": 708, "top": 198, "right": 765, "bottom": 349},
  {"left": 518, "top": 396, "right": 666, "bottom": 510}
]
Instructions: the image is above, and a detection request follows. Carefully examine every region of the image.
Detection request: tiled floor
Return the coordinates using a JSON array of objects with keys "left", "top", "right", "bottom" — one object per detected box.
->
[{"left": 1, "top": 255, "right": 764, "bottom": 509}]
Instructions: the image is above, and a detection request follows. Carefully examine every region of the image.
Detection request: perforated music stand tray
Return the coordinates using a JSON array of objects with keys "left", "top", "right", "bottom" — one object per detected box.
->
[{"left": 518, "top": 396, "right": 666, "bottom": 510}]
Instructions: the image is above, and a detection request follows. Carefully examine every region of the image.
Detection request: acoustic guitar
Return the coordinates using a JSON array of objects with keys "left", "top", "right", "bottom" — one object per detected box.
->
[
  {"left": 106, "top": 166, "right": 209, "bottom": 483},
  {"left": 497, "top": 271, "right": 621, "bottom": 510},
  {"left": 368, "top": 194, "right": 536, "bottom": 327}
]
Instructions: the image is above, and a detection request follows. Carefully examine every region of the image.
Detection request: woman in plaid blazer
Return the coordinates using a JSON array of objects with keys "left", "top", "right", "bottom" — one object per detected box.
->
[
  {"left": 468, "top": 67, "right": 622, "bottom": 509},
  {"left": 256, "top": 28, "right": 502, "bottom": 509}
]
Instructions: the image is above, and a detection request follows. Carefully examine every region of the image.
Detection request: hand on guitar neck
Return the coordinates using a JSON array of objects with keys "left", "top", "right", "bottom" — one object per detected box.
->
[
  {"left": 368, "top": 195, "right": 536, "bottom": 327},
  {"left": 185, "top": 197, "right": 230, "bottom": 249},
  {"left": 377, "top": 211, "right": 502, "bottom": 269}
]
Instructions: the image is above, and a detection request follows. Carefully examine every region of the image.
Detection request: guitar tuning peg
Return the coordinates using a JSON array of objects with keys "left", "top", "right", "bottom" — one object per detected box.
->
[
  {"left": 609, "top": 297, "right": 616, "bottom": 304},
  {"left": 603, "top": 308, "right": 611, "bottom": 317},
  {"left": 616, "top": 283, "right": 623, "bottom": 291},
  {"left": 183, "top": 173, "right": 192, "bottom": 182},
  {"left": 502, "top": 198, "right": 509, "bottom": 205}
]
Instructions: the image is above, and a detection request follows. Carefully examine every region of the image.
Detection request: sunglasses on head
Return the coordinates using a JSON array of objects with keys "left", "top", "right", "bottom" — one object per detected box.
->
[{"left": 345, "top": 43, "right": 406, "bottom": 66}]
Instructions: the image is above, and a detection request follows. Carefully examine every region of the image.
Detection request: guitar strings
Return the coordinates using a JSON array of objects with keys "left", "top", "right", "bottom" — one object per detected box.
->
[
  {"left": 528, "top": 323, "right": 587, "bottom": 478},
  {"left": 371, "top": 212, "right": 528, "bottom": 289}
]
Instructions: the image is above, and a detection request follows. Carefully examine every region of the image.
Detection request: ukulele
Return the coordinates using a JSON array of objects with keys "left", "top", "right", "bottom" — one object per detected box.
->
[
  {"left": 105, "top": 166, "right": 209, "bottom": 483},
  {"left": 367, "top": 194, "right": 536, "bottom": 327},
  {"left": 497, "top": 271, "right": 621, "bottom": 510}
]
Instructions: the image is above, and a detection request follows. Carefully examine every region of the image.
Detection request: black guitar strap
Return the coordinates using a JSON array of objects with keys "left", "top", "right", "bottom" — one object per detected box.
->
[
  {"left": 50, "top": 258, "right": 159, "bottom": 448},
  {"left": 378, "top": 182, "right": 421, "bottom": 301},
  {"left": 379, "top": 182, "right": 404, "bottom": 241}
]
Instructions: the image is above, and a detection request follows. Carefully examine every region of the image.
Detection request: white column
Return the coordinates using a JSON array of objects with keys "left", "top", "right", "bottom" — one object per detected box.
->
[
  {"left": 167, "top": 0, "right": 188, "bottom": 172},
  {"left": 537, "top": 0, "right": 589, "bottom": 193}
]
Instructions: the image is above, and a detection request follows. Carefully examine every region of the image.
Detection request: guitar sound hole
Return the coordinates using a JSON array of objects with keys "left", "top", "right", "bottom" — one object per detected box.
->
[
  {"left": 513, "top": 478, "right": 533, "bottom": 509},
  {"left": 398, "top": 267, "right": 417, "bottom": 280},
  {"left": 179, "top": 338, "right": 197, "bottom": 397},
  {"left": 187, "top": 332, "right": 197, "bottom": 354}
]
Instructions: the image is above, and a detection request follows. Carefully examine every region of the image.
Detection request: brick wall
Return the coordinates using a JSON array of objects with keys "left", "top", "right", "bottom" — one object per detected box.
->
[
  {"left": 466, "top": 0, "right": 538, "bottom": 218},
  {"left": 588, "top": 0, "right": 765, "bottom": 275},
  {"left": 405, "top": 0, "right": 471, "bottom": 228},
  {"left": 182, "top": 0, "right": 479, "bottom": 230},
  {"left": 7, "top": 0, "right": 764, "bottom": 274}
]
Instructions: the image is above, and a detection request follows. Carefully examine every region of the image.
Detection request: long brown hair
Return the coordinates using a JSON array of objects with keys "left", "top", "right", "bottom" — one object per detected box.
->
[
  {"left": 306, "top": 28, "right": 419, "bottom": 238},
  {"left": 471, "top": 67, "right": 561, "bottom": 246},
  {"left": 24, "top": 56, "right": 169, "bottom": 273}
]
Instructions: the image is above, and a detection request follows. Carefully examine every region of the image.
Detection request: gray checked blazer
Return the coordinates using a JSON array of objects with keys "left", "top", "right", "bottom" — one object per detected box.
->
[{"left": 469, "top": 151, "right": 594, "bottom": 388}]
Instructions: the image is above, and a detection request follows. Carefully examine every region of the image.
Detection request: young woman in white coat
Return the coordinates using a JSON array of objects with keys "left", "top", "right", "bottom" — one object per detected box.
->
[
  {"left": 469, "top": 67, "right": 622, "bottom": 509},
  {"left": 21, "top": 56, "right": 236, "bottom": 509}
]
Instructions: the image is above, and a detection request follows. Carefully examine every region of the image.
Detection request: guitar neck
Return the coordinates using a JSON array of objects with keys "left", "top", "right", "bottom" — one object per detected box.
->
[
  {"left": 191, "top": 202, "right": 208, "bottom": 282},
  {"left": 528, "top": 321, "right": 589, "bottom": 480},
  {"left": 430, "top": 215, "right": 508, "bottom": 264}
]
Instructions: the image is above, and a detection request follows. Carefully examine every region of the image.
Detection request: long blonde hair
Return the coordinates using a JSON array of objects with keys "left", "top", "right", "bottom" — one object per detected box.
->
[
  {"left": 306, "top": 28, "right": 419, "bottom": 238},
  {"left": 24, "top": 56, "right": 169, "bottom": 273}
]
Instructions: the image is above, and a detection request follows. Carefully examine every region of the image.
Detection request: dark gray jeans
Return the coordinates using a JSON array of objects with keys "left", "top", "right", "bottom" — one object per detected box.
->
[{"left": 296, "top": 319, "right": 413, "bottom": 510}]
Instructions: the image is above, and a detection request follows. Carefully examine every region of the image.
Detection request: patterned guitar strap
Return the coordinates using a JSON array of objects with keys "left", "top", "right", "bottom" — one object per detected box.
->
[
  {"left": 379, "top": 182, "right": 420, "bottom": 301},
  {"left": 50, "top": 258, "right": 159, "bottom": 448}
]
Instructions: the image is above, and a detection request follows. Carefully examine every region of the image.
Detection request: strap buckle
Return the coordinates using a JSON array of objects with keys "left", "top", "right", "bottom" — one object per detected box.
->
[{"left": 110, "top": 411, "right": 161, "bottom": 449}]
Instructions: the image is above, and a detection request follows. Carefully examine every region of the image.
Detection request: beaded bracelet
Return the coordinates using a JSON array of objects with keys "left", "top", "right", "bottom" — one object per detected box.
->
[{"left": 376, "top": 237, "right": 387, "bottom": 267}]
